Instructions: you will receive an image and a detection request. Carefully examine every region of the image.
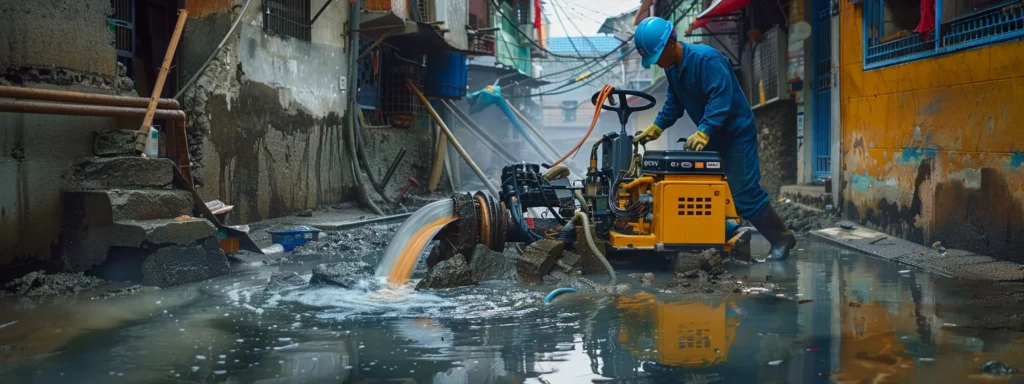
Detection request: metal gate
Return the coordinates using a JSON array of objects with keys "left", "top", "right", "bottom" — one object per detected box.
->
[{"left": 811, "top": 0, "right": 833, "bottom": 182}]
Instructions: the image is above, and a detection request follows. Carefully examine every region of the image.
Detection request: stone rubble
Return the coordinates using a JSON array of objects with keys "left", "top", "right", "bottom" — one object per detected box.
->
[
  {"left": 415, "top": 254, "right": 476, "bottom": 291},
  {"left": 4, "top": 271, "right": 106, "bottom": 296},
  {"left": 309, "top": 261, "right": 376, "bottom": 289}
]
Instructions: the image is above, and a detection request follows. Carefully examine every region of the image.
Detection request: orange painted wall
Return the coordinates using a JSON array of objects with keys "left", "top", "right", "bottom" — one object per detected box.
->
[
  {"left": 838, "top": 1, "right": 1024, "bottom": 261},
  {"left": 185, "top": 0, "right": 233, "bottom": 18}
]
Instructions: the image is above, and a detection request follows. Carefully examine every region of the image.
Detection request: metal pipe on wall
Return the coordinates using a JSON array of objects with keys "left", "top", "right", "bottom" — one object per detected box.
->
[
  {"left": 0, "top": 98, "right": 186, "bottom": 120},
  {"left": 0, "top": 86, "right": 180, "bottom": 109}
]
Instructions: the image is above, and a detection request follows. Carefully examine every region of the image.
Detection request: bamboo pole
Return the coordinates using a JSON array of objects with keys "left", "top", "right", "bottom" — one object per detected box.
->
[
  {"left": 136, "top": 8, "right": 189, "bottom": 153},
  {"left": 406, "top": 79, "right": 499, "bottom": 197}
]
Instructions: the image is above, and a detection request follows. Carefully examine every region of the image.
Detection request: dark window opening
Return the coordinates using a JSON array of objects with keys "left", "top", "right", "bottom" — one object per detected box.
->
[{"left": 263, "top": 0, "right": 312, "bottom": 42}]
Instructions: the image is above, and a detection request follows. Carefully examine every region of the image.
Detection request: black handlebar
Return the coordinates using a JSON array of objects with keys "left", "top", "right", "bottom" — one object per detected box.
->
[{"left": 591, "top": 88, "right": 657, "bottom": 127}]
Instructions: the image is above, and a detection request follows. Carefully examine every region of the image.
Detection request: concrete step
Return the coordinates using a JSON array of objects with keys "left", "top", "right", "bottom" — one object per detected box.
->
[
  {"left": 69, "top": 156, "right": 175, "bottom": 190},
  {"left": 93, "top": 129, "right": 136, "bottom": 157},
  {"left": 115, "top": 217, "right": 218, "bottom": 246},
  {"left": 62, "top": 216, "right": 219, "bottom": 272},
  {"left": 64, "top": 189, "right": 194, "bottom": 225}
]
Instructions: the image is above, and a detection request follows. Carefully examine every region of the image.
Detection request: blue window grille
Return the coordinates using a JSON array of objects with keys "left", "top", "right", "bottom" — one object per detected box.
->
[
  {"left": 863, "top": 0, "right": 1024, "bottom": 70},
  {"left": 108, "top": 0, "right": 134, "bottom": 80},
  {"left": 812, "top": 0, "right": 834, "bottom": 182}
]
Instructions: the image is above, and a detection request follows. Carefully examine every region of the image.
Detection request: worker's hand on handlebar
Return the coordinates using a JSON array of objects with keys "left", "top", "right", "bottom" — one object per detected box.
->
[
  {"left": 684, "top": 130, "right": 710, "bottom": 151},
  {"left": 633, "top": 124, "right": 663, "bottom": 144}
]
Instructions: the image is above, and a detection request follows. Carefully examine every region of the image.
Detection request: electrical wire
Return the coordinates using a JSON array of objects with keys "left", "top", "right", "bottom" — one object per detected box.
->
[
  {"left": 511, "top": 50, "right": 627, "bottom": 98},
  {"left": 488, "top": 0, "right": 623, "bottom": 60},
  {"left": 549, "top": 0, "right": 589, "bottom": 58},
  {"left": 174, "top": 0, "right": 254, "bottom": 100},
  {"left": 551, "top": 0, "right": 602, "bottom": 53}
]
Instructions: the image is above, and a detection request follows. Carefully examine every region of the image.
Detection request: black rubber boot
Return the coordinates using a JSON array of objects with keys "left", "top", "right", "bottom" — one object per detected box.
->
[{"left": 747, "top": 203, "right": 796, "bottom": 261}]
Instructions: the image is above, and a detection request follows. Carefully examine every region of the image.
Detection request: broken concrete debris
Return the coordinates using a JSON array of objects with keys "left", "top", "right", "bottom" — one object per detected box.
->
[
  {"left": 3, "top": 271, "right": 106, "bottom": 296},
  {"left": 416, "top": 254, "right": 476, "bottom": 290},
  {"left": 517, "top": 239, "right": 563, "bottom": 282},
  {"left": 468, "top": 244, "right": 518, "bottom": 282},
  {"left": 265, "top": 272, "right": 307, "bottom": 292},
  {"left": 309, "top": 261, "right": 375, "bottom": 289},
  {"left": 141, "top": 245, "right": 230, "bottom": 287}
]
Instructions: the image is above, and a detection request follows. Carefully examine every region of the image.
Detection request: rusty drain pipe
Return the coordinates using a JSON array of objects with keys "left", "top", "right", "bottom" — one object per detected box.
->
[
  {"left": 0, "top": 86, "right": 180, "bottom": 109},
  {"left": 0, "top": 98, "right": 185, "bottom": 120}
]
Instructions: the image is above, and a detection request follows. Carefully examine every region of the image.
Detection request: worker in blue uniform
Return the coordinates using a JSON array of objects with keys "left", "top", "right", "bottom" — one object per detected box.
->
[{"left": 631, "top": 17, "right": 796, "bottom": 261}]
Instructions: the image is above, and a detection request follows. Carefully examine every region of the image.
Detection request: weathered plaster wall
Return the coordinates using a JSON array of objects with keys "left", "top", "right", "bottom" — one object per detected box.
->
[
  {"left": 180, "top": 0, "right": 359, "bottom": 224},
  {"left": 0, "top": 0, "right": 124, "bottom": 269},
  {"left": 754, "top": 100, "right": 798, "bottom": 198},
  {"left": 0, "top": 0, "right": 116, "bottom": 77},
  {"left": 0, "top": 108, "right": 116, "bottom": 268},
  {"left": 838, "top": 1, "right": 1024, "bottom": 261}
]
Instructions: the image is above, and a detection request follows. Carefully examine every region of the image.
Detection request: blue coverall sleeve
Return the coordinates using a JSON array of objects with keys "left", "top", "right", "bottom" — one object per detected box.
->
[
  {"left": 653, "top": 78, "right": 684, "bottom": 129},
  {"left": 695, "top": 55, "right": 735, "bottom": 137}
]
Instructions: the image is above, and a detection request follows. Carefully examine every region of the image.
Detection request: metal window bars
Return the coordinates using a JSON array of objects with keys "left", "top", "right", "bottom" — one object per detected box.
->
[
  {"left": 943, "top": 3, "right": 1024, "bottom": 47},
  {"left": 357, "top": 41, "right": 427, "bottom": 128},
  {"left": 864, "top": 0, "right": 1024, "bottom": 68},
  {"left": 263, "top": 0, "right": 312, "bottom": 42},
  {"left": 108, "top": 0, "right": 135, "bottom": 79}
]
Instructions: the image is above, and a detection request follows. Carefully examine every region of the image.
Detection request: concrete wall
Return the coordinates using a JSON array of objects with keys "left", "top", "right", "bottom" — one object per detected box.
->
[
  {"left": 181, "top": 0, "right": 434, "bottom": 223},
  {"left": 0, "top": 0, "right": 126, "bottom": 269},
  {"left": 838, "top": 1, "right": 1024, "bottom": 262},
  {"left": 180, "top": 0, "right": 356, "bottom": 224},
  {"left": 0, "top": 0, "right": 117, "bottom": 77}
]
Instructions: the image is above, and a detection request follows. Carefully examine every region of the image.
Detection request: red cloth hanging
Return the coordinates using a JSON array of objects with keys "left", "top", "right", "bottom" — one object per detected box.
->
[
  {"left": 534, "top": 0, "right": 542, "bottom": 31},
  {"left": 915, "top": 0, "right": 936, "bottom": 38}
]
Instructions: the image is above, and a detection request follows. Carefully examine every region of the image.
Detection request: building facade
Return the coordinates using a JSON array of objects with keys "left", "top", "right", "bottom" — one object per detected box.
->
[{"left": 837, "top": 0, "right": 1024, "bottom": 262}]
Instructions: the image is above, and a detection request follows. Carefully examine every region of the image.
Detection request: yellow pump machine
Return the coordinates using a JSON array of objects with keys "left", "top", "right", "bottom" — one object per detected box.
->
[{"left": 431, "top": 86, "right": 751, "bottom": 268}]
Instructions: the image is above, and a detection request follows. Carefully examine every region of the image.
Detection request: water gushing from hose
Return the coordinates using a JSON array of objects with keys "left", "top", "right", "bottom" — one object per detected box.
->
[{"left": 375, "top": 200, "right": 456, "bottom": 285}]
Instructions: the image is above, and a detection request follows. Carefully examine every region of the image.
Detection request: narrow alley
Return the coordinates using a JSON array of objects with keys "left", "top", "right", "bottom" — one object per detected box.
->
[{"left": 1, "top": 0, "right": 1023, "bottom": 383}]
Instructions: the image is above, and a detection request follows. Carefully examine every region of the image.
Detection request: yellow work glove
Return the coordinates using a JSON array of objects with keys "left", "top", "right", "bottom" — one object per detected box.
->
[
  {"left": 684, "top": 130, "right": 710, "bottom": 151},
  {"left": 634, "top": 124, "right": 663, "bottom": 144}
]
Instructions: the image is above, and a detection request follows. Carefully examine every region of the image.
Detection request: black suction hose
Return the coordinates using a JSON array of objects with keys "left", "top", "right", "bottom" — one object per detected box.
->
[{"left": 352, "top": 103, "right": 392, "bottom": 203}]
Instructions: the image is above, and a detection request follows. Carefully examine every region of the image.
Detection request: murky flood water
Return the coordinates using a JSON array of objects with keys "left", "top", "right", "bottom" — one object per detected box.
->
[{"left": 2, "top": 235, "right": 1023, "bottom": 383}]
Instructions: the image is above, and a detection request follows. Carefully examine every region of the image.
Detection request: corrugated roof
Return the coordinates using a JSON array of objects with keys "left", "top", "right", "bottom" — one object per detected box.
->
[{"left": 546, "top": 36, "right": 622, "bottom": 54}]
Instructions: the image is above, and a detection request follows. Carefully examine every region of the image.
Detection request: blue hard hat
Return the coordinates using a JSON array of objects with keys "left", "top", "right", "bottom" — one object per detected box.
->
[{"left": 634, "top": 17, "right": 675, "bottom": 69}]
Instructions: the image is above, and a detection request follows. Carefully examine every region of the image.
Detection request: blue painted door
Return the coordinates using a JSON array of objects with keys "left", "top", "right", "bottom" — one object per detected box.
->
[{"left": 811, "top": 0, "right": 833, "bottom": 182}]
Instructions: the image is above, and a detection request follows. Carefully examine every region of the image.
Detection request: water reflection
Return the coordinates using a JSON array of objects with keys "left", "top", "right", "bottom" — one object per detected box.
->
[{"left": 2, "top": 241, "right": 1023, "bottom": 383}]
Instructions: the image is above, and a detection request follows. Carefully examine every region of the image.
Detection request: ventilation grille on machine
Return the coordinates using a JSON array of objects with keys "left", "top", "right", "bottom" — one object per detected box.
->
[
  {"left": 679, "top": 329, "right": 712, "bottom": 349},
  {"left": 678, "top": 197, "right": 713, "bottom": 216}
]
